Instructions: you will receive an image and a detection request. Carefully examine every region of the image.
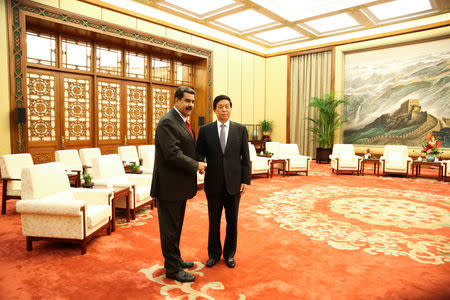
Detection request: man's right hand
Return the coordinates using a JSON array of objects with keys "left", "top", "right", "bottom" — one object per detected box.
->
[{"left": 198, "top": 162, "right": 207, "bottom": 174}]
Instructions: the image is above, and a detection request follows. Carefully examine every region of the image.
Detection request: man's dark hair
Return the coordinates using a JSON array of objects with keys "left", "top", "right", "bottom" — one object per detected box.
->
[
  {"left": 213, "top": 95, "right": 232, "bottom": 110},
  {"left": 174, "top": 86, "right": 195, "bottom": 100}
]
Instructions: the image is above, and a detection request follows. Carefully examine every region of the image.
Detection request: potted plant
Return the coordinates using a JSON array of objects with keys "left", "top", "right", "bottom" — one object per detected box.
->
[
  {"left": 259, "top": 120, "right": 273, "bottom": 141},
  {"left": 82, "top": 173, "right": 93, "bottom": 188},
  {"left": 130, "top": 162, "right": 142, "bottom": 174},
  {"left": 307, "top": 92, "right": 348, "bottom": 163},
  {"left": 421, "top": 131, "right": 442, "bottom": 161}
]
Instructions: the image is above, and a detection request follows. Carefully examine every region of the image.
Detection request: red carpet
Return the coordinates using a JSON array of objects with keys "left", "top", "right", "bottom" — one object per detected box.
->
[{"left": 0, "top": 162, "right": 449, "bottom": 299}]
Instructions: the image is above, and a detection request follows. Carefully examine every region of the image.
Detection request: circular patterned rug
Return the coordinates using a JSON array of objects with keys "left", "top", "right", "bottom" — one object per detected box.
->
[{"left": 256, "top": 185, "right": 450, "bottom": 265}]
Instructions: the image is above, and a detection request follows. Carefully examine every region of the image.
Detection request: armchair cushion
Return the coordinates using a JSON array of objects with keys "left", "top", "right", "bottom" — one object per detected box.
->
[
  {"left": 0, "top": 153, "right": 34, "bottom": 179},
  {"left": 79, "top": 148, "right": 101, "bottom": 168},
  {"left": 55, "top": 150, "right": 83, "bottom": 172}
]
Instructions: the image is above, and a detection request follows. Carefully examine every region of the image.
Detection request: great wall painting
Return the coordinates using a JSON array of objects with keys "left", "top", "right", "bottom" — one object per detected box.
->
[{"left": 343, "top": 38, "right": 450, "bottom": 148}]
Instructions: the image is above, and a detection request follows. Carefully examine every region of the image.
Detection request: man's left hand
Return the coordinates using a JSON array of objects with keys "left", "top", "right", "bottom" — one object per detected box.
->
[{"left": 240, "top": 184, "right": 247, "bottom": 195}]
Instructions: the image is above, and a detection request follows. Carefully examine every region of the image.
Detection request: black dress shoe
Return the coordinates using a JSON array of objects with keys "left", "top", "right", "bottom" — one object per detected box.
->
[
  {"left": 206, "top": 258, "right": 218, "bottom": 267},
  {"left": 166, "top": 270, "right": 195, "bottom": 282},
  {"left": 224, "top": 257, "right": 235, "bottom": 268},
  {"left": 181, "top": 261, "right": 194, "bottom": 268}
]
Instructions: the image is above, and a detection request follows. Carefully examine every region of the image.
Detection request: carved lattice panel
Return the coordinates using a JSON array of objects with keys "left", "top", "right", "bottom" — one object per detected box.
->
[
  {"left": 152, "top": 87, "right": 171, "bottom": 139},
  {"left": 127, "top": 84, "right": 147, "bottom": 140},
  {"left": 98, "top": 81, "right": 121, "bottom": 140},
  {"left": 64, "top": 77, "right": 90, "bottom": 141},
  {"left": 27, "top": 72, "right": 56, "bottom": 142}
]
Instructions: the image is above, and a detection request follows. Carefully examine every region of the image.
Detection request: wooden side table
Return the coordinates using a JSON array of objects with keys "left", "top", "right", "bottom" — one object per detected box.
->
[
  {"left": 361, "top": 159, "right": 380, "bottom": 176},
  {"left": 67, "top": 172, "right": 81, "bottom": 187},
  {"left": 411, "top": 161, "right": 443, "bottom": 180},
  {"left": 270, "top": 159, "right": 286, "bottom": 177}
]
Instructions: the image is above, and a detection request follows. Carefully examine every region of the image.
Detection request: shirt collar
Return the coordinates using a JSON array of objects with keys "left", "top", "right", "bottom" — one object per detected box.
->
[
  {"left": 217, "top": 120, "right": 230, "bottom": 128},
  {"left": 173, "top": 107, "right": 187, "bottom": 122}
]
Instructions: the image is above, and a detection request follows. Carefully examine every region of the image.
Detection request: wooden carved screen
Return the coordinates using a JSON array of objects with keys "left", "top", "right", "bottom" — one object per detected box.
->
[
  {"left": 62, "top": 74, "right": 92, "bottom": 149},
  {"left": 152, "top": 85, "right": 173, "bottom": 139},
  {"left": 26, "top": 69, "right": 59, "bottom": 163},
  {"left": 97, "top": 79, "right": 122, "bottom": 154},
  {"left": 126, "top": 82, "right": 147, "bottom": 145}
]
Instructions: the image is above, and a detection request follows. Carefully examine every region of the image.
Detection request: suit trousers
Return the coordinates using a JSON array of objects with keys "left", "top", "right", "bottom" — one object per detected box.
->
[
  {"left": 206, "top": 182, "right": 241, "bottom": 260},
  {"left": 157, "top": 198, "right": 187, "bottom": 274}
]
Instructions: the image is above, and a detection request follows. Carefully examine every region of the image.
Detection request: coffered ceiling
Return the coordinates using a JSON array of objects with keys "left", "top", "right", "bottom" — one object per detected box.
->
[{"left": 92, "top": 0, "right": 450, "bottom": 55}]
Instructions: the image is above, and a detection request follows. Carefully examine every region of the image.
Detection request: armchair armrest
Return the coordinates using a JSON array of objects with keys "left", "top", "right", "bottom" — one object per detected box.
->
[
  {"left": 16, "top": 199, "right": 84, "bottom": 216},
  {"left": 329, "top": 154, "right": 338, "bottom": 160},
  {"left": 406, "top": 157, "right": 413, "bottom": 162},
  {"left": 380, "top": 156, "right": 386, "bottom": 161},
  {"left": 126, "top": 174, "right": 152, "bottom": 186},
  {"left": 70, "top": 188, "right": 113, "bottom": 206}
]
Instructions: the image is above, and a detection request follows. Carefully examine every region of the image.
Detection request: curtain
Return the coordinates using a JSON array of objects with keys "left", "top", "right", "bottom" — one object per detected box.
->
[{"left": 290, "top": 51, "right": 332, "bottom": 157}]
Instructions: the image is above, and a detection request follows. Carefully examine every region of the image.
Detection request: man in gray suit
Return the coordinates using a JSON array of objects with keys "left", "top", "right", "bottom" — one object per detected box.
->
[
  {"left": 151, "top": 86, "right": 206, "bottom": 282},
  {"left": 197, "top": 95, "right": 251, "bottom": 269}
]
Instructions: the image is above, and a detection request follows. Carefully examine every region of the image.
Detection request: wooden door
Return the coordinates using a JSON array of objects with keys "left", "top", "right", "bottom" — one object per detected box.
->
[
  {"left": 60, "top": 73, "right": 94, "bottom": 150},
  {"left": 26, "top": 69, "right": 61, "bottom": 164}
]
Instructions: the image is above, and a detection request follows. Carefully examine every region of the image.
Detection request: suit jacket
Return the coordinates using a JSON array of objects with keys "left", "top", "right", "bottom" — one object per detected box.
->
[
  {"left": 150, "top": 108, "right": 198, "bottom": 201},
  {"left": 197, "top": 121, "right": 251, "bottom": 196}
]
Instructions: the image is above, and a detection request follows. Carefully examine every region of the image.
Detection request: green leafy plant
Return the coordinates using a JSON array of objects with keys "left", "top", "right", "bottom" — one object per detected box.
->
[
  {"left": 82, "top": 173, "right": 92, "bottom": 184},
  {"left": 259, "top": 120, "right": 273, "bottom": 132},
  {"left": 307, "top": 92, "right": 348, "bottom": 149},
  {"left": 130, "top": 162, "right": 140, "bottom": 173}
]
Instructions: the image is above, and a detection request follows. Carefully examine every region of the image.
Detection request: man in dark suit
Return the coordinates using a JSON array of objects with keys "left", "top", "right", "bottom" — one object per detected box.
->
[
  {"left": 151, "top": 86, "right": 206, "bottom": 282},
  {"left": 197, "top": 95, "right": 251, "bottom": 269}
]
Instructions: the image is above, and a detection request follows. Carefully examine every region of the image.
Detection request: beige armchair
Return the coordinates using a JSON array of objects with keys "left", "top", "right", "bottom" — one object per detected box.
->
[
  {"left": 380, "top": 145, "right": 412, "bottom": 177},
  {"left": 118, "top": 146, "right": 139, "bottom": 165},
  {"left": 0, "top": 153, "right": 34, "bottom": 214},
  {"left": 330, "top": 144, "right": 361, "bottom": 175},
  {"left": 248, "top": 142, "right": 270, "bottom": 178},
  {"left": 278, "top": 144, "right": 311, "bottom": 176},
  {"left": 138, "top": 145, "right": 155, "bottom": 164},
  {"left": 79, "top": 148, "right": 101, "bottom": 175},
  {"left": 140, "top": 148, "right": 155, "bottom": 175},
  {"left": 92, "top": 154, "right": 153, "bottom": 219},
  {"left": 55, "top": 149, "right": 83, "bottom": 187},
  {"left": 16, "top": 162, "right": 112, "bottom": 254}
]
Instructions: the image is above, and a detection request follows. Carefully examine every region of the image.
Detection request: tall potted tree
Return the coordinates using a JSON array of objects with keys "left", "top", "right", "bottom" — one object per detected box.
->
[{"left": 307, "top": 92, "right": 348, "bottom": 163}]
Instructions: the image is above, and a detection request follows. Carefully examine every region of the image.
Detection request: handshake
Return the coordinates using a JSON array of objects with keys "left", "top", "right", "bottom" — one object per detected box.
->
[{"left": 198, "top": 162, "right": 207, "bottom": 174}]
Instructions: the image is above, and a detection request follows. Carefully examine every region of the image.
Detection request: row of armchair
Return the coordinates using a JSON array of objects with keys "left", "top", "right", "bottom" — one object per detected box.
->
[
  {"left": 0, "top": 147, "right": 159, "bottom": 254},
  {"left": 249, "top": 142, "right": 312, "bottom": 177},
  {"left": 330, "top": 144, "right": 450, "bottom": 178}
]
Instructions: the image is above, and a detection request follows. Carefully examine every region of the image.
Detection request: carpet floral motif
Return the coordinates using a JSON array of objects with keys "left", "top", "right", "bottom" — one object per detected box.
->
[
  {"left": 116, "top": 205, "right": 154, "bottom": 228},
  {"left": 140, "top": 263, "right": 246, "bottom": 299},
  {"left": 256, "top": 185, "right": 450, "bottom": 265}
]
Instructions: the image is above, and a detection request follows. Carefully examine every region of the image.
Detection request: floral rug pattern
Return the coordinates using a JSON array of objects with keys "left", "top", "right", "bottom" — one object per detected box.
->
[
  {"left": 256, "top": 185, "right": 450, "bottom": 265},
  {"left": 140, "top": 263, "right": 246, "bottom": 299}
]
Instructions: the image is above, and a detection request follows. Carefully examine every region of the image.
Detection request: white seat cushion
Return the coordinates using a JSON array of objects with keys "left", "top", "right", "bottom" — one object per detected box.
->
[{"left": 86, "top": 205, "right": 110, "bottom": 228}]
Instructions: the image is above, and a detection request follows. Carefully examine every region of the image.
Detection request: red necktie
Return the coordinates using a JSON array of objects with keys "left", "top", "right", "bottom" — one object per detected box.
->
[{"left": 186, "top": 120, "right": 194, "bottom": 138}]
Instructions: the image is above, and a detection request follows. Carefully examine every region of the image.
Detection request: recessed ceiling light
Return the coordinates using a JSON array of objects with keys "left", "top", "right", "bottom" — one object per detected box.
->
[
  {"left": 251, "top": 0, "right": 376, "bottom": 21},
  {"left": 214, "top": 9, "right": 276, "bottom": 32},
  {"left": 164, "top": 0, "right": 236, "bottom": 16},
  {"left": 367, "top": 0, "right": 432, "bottom": 20},
  {"left": 304, "top": 13, "right": 359, "bottom": 33},
  {"left": 253, "top": 27, "right": 303, "bottom": 44}
]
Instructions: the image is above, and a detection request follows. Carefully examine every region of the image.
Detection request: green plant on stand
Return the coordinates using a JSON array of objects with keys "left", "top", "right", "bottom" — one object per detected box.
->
[
  {"left": 130, "top": 162, "right": 142, "bottom": 174},
  {"left": 259, "top": 120, "right": 273, "bottom": 141},
  {"left": 82, "top": 173, "right": 93, "bottom": 188}
]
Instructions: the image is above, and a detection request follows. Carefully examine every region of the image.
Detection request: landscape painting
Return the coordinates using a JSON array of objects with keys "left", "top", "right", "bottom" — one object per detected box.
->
[{"left": 343, "top": 38, "right": 450, "bottom": 148}]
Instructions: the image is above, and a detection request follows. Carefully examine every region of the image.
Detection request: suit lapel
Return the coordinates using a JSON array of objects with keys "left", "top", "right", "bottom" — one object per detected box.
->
[{"left": 171, "top": 109, "right": 195, "bottom": 141}]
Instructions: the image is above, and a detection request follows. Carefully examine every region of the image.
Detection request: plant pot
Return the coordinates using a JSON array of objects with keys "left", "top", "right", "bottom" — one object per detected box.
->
[
  {"left": 425, "top": 153, "right": 435, "bottom": 162},
  {"left": 82, "top": 182, "right": 94, "bottom": 188},
  {"left": 262, "top": 131, "right": 271, "bottom": 141},
  {"left": 316, "top": 147, "right": 332, "bottom": 164}
]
